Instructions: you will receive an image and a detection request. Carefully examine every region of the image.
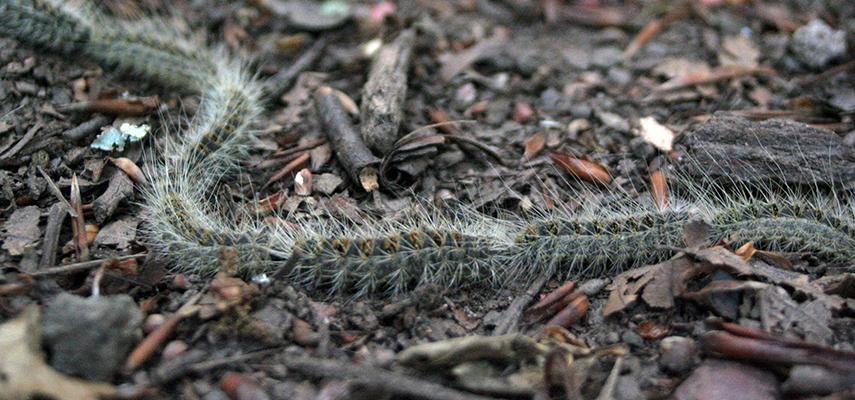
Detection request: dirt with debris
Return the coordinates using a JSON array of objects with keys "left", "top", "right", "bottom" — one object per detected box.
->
[{"left": 2, "top": 0, "right": 855, "bottom": 399}]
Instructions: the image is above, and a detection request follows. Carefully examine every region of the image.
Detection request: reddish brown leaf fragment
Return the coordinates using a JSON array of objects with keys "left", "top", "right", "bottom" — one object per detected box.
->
[
  {"left": 545, "top": 294, "right": 589, "bottom": 328},
  {"left": 108, "top": 157, "right": 147, "bottom": 185},
  {"left": 636, "top": 320, "right": 669, "bottom": 340},
  {"left": 428, "top": 109, "right": 460, "bottom": 134},
  {"left": 59, "top": 96, "right": 161, "bottom": 116},
  {"left": 650, "top": 170, "right": 669, "bottom": 210},
  {"left": 549, "top": 151, "right": 611, "bottom": 185},
  {"left": 221, "top": 373, "right": 270, "bottom": 400},
  {"left": 124, "top": 293, "right": 201, "bottom": 373},
  {"left": 523, "top": 132, "right": 546, "bottom": 161},
  {"left": 512, "top": 101, "right": 535, "bottom": 123},
  {"left": 528, "top": 281, "right": 577, "bottom": 316},
  {"left": 264, "top": 152, "right": 310, "bottom": 189}
]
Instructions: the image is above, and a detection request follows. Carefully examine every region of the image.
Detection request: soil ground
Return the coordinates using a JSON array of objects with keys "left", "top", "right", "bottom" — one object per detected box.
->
[{"left": 1, "top": 1, "right": 855, "bottom": 399}]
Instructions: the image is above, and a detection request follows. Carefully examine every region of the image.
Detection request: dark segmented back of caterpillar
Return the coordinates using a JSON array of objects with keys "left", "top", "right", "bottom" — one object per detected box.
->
[{"left": 0, "top": 0, "right": 91, "bottom": 53}]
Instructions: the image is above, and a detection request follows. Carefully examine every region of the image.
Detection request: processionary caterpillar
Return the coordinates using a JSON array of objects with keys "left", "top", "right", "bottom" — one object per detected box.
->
[{"left": 3, "top": 0, "right": 853, "bottom": 297}]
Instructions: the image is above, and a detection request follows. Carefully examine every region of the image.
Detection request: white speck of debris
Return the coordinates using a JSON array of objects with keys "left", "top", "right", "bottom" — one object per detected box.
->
[
  {"left": 120, "top": 123, "right": 149, "bottom": 139},
  {"left": 252, "top": 274, "right": 270, "bottom": 285},
  {"left": 362, "top": 38, "right": 383, "bottom": 58},
  {"left": 637, "top": 117, "right": 674, "bottom": 152}
]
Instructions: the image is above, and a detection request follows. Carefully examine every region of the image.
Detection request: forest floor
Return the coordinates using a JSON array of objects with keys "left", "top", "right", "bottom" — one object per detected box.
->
[{"left": 2, "top": 0, "right": 855, "bottom": 399}]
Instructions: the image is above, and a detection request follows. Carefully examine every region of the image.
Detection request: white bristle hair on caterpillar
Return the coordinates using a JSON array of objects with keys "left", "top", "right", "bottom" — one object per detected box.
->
[{"left": 4, "top": 0, "right": 855, "bottom": 297}]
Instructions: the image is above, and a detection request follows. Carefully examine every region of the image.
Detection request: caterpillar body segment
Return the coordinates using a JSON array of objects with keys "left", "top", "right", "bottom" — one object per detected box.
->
[{"left": 4, "top": 0, "right": 855, "bottom": 297}]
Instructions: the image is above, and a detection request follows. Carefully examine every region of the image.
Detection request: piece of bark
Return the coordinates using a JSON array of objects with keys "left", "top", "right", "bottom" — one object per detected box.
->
[
  {"left": 92, "top": 170, "right": 134, "bottom": 224},
  {"left": 70, "top": 175, "right": 90, "bottom": 262},
  {"left": 679, "top": 112, "right": 855, "bottom": 186},
  {"left": 360, "top": 29, "right": 415, "bottom": 155},
  {"left": 283, "top": 355, "right": 501, "bottom": 400},
  {"left": 62, "top": 115, "right": 112, "bottom": 142},
  {"left": 39, "top": 202, "right": 67, "bottom": 269},
  {"left": 314, "top": 87, "right": 381, "bottom": 191}
]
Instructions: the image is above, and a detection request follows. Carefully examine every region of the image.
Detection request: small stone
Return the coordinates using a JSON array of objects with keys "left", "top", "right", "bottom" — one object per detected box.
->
[
  {"left": 596, "top": 110, "right": 631, "bottom": 133},
  {"left": 41, "top": 293, "right": 143, "bottom": 381},
  {"left": 621, "top": 330, "right": 645, "bottom": 348},
  {"left": 607, "top": 67, "right": 633, "bottom": 87},
  {"left": 659, "top": 336, "right": 697, "bottom": 375},
  {"left": 578, "top": 279, "right": 608, "bottom": 296},
  {"left": 313, "top": 173, "right": 344, "bottom": 195},
  {"left": 590, "top": 47, "right": 625, "bottom": 69},
  {"left": 162, "top": 340, "right": 188, "bottom": 360},
  {"left": 789, "top": 19, "right": 846, "bottom": 69},
  {"left": 454, "top": 82, "right": 477, "bottom": 106},
  {"left": 143, "top": 313, "right": 166, "bottom": 333}
]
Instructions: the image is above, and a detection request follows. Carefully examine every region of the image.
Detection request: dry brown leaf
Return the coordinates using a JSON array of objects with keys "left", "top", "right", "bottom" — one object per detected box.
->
[
  {"left": 523, "top": 132, "right": 546, "bottom": 161},
  {"left": 605, "top": 246, "right": 784, "bottom": 317},
  {"left": 680, "top": 246, "right": 807, "bottom": 286},
  {"left": 604, "top": 258, "right": 689, "bottom": 317},
  {"left": 0, "top": 307, "right": 117, "bottom": 400},
  {"left": 1, "top": 206, "right": 40, "bottom": 256},
  {"left": 735, "top": 241, "right": 756, "bottom": 260},
  {"left": 682, "top": 280, "right": 771, "bottom": 303},
  {"left": 548, "top": 151, "right": 611, "bottom": 185},
  {"left": 108, "top": 157, "right": 147, "bottom": 185}
]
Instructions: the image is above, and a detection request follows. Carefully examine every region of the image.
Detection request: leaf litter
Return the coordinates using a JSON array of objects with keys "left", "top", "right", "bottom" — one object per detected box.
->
[{"left": 2, "top": 0, "right": 855, "bottom": 399}]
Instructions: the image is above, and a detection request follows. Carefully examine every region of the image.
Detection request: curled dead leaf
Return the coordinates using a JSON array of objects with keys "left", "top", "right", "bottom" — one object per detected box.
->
[{"left": 735, "top": 241, "right": 756, "bottom": 260}]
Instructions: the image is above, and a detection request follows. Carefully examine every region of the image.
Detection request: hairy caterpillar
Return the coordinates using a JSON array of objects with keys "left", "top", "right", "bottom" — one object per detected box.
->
[{"left": 4, "top": 0, "right": 854, "bottom": 297}]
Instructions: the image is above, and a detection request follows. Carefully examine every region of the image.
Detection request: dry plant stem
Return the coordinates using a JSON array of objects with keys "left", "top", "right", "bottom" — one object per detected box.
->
[
  {"left": 0, "top": 122, "right": 41, "bottom": 160},
  {"left": 62, "top": 115, "right": 113, "bottom": 142},
  {"left": 70, "top": 174, "right": 90, "bottom": 261},
  {"left": 594, "top": 355, "right": 626, "bottom": 400},
  {"left": 655, "top": 66, "right": 778, "bottom": 92},
  {"left": 623, "top": 4, "right": 690, "bottom": 57},
  {"left": 267, "top": 137, "right": 326, "bottom": 160},
  {"left": 27, "top": 254, "right": 147, "bottom": 277},
  {"left": 124, "top": 292, "right": 201, "bottom": 373},
  {"left": 37, "top": 166, "right": 76, "bottom": 218},
  {"left": 792, "top": 59, "right": 855, "bottom": 87},
  {"left": 92, "top": 171, "right": 134, "bottom": 224},
  {"left": 283, "top": 355, "right": 503, "bottom": 400},
  {"left": 263, "top": 152, "right": 310, "bottom": 188},
  {"left": 493, "top": 274, "right": 550, "bottom": 336},
  {"left": 39, "top": 203, "right": 66, "bottom": 269},
  {"left": 314, "top": 86, "right": 381, "bottom": 191},
  {"left": 557, "top": 5, "right": 630, "bottom": 28},
  {"left": 360, "top": 29, "right": 415, "bottom": 154},
  {"left": 154, "top": 349, "right": 277, "bottom": 384},
  {"left": 439, "top": 28, "right": 508, "bottom": 81}
]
